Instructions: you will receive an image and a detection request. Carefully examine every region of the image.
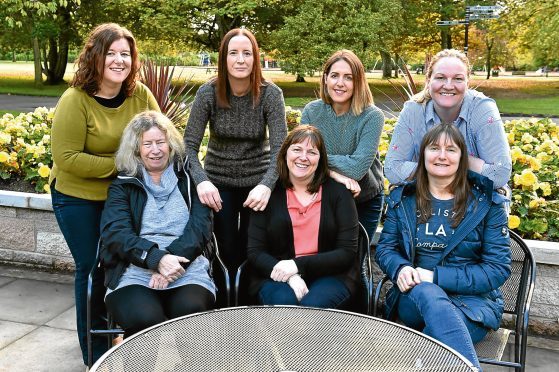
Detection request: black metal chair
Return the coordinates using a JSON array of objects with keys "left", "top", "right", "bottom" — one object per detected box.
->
[
  {"left": 234, "top": 222, "right": 374, "bottom": 315},
  {"left": 86, "top": 233, "right": 230, "bottom": 368},
  {"left": 373, "top": 229, "right": 536, "bottom": 372}
]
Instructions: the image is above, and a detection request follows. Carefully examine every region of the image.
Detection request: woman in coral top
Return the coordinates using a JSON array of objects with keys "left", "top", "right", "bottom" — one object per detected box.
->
[{"left": 247, "top": 125, "right": 359, "bottom": 308}]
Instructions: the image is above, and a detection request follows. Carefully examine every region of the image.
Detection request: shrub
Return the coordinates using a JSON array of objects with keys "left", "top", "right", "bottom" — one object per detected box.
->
[
  {"left": 0, "top": 108, "right": 53, "bottom": 192},
  {"left": 1, "top": 108, "right": 557, "bottom": 241}
]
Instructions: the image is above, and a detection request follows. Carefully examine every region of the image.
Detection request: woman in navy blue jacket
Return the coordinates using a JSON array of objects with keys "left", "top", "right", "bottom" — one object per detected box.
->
[{"left": 375, "top": 123, "right": 511, "bottom": 369}]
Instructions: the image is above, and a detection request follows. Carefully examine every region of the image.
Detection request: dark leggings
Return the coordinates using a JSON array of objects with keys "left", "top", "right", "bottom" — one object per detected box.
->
[{"left": 105, "top": 284, "right": 214, "bottom": 338}]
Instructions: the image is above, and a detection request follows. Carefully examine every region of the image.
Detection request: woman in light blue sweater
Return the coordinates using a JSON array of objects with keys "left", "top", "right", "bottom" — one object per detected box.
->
[{"left": 302, "top": 50, "right": 385, "bottom": 240}]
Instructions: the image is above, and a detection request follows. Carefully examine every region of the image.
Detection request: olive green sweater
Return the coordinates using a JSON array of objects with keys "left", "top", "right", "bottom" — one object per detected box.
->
[{"left": 50, "top": 82, "right": 159, "bottom": 201}]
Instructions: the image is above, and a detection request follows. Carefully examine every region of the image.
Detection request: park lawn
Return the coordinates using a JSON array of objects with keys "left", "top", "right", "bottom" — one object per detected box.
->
[
  {"left": 1, "top": 62, "right": 559, "bottom": 116},
  {"left": 496, "top": 96, "right": 559, "bottom": 117}
]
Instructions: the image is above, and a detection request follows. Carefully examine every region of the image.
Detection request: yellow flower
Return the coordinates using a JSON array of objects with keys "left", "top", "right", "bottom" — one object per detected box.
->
[
  {"left": 0, "top": 151, "right": 9, "bottom": 163},
  {"left": 507, "top": 132, "right": 515, "bottom": 145},
  {"left": 43, "top": 184, "right": 51, "bottom": 193},
  {"left": 508, "top": 215, "right": 521, "bottom": 229},
  {"left": 528, "top": 157, "right": 541, "bottom": 171},
  {"left": 521, "top": 133, "right": 535, "bottom": 143},
  {"left": 38, "top": 164, "right": 50, "bottom": 178},
  {"left": 522, "top": 144, "right": 533, "bottom": 152},
  {"left": 510, "top": 147, "right": 523, "bottom": 163},
  {"left": 515, "top": 169, "right": 538, "bottom": 187},
  {"left": 539, "top": 182, "right": 552, "bottom": 196}
]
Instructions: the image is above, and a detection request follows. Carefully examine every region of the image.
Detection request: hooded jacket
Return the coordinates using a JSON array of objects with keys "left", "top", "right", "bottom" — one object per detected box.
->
[
  {"left": 100, "top": 160, "right": 212, "bottom": 290},
  {"left": 375, "top": 171, "right": 511, "bottom": 330}
]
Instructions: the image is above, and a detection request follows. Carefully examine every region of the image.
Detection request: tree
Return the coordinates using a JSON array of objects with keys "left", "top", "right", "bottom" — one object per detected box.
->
[
  {"left": 270, "top": 0, "right": 403, "bottom": 81},
  {"left": 3, "top": 0, "right": 80, "bottom": 85}
]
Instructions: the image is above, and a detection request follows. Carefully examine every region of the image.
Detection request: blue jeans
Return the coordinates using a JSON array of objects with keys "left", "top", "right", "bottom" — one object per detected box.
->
[
  {"left": 258, "top": 276, "right": 350, "bottom": 308},
  {"left": 356, "top": 193, "right": 384, "bottom": 243},
  {"left": 397, "top": 282, "right": 487, "bottom": 370},
  {"left": 51, "top": 186, "right": 108, "bottom": 365},
  {"left": 214, "top": 186, "right": 252, "bottom": 277}
]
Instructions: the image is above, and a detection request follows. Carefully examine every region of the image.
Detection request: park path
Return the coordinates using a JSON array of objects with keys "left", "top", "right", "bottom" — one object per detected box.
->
[{"left": 0, "top": 93, "right": 547, "bottom": 122}]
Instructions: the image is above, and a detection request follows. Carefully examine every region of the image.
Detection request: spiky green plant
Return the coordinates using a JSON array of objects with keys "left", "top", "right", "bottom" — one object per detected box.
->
[{"left": 140, "top": 59, "right": 194, "bottom": 130}]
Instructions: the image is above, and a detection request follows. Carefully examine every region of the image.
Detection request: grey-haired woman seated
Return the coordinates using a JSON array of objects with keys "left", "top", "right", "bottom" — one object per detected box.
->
[{"left": 100, "top": 111, "right": 215, "bottom": 338}]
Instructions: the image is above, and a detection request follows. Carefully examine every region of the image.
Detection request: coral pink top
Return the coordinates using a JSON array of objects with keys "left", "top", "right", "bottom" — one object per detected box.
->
[{"left": 286, "top": 186, "right": 322, "bottom": 257}]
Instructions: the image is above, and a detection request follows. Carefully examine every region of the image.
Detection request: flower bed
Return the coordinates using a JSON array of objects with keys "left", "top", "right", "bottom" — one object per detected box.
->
[{"left": 1, "top": 108, "right": 557, "bottom": 241}]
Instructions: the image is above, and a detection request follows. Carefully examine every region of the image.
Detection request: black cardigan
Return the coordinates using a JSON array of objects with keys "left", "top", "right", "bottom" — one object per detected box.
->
[
  {"left": 99, "top": 163, "right": 213, "bottom": 290},
  {"left": 247, "top": 178, "right": 359, "bottom": 297}
]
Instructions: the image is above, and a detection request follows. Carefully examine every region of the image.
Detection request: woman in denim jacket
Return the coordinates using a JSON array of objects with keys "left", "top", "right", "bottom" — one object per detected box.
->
[{"left": 376, "top": 123, "right": 511, "bottom": 369}]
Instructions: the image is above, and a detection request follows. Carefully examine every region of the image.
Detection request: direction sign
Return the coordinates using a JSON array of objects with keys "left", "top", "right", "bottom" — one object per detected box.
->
[
  {"left": 469, "top": 14, "right": 499, "bottom": 20},
  {"left": 436, "top": 20, "right": 469, "bottom": 26},
  {"left": 467, "top": 5, "right": 502, "bottom": 12}
]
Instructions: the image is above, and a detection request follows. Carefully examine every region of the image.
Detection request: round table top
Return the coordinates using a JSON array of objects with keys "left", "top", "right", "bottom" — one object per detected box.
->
[{"left": 92, "top": 306, "right": 476, "bottom": 372}]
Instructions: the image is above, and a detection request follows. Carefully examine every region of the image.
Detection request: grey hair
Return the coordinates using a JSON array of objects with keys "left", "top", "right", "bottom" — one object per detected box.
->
[{"left": 116, "top": 111, "right": 186, "bottom": 176}]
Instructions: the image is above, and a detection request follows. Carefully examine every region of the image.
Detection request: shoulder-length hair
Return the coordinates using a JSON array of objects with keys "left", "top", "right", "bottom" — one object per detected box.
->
[
  {"left": 72, "top": 23, "right": 139, "bottom": 97},
  {"left": 277, "top": 125, "right": 329, "bottom": 194},
  {"left": 413, "top": 49, "right": 471, "bottom": 104},
  {"left": 320, "top": 49, "right": 374, "bottom": 116},
  {"left": 214, "top": 28, "right": 265, "bottom": 109},
  {"left": 116, "top": 111, "right": 186, "bottom": 176},
  {"left": 411, "top": 123, "right": 471, "bottom": 228}
]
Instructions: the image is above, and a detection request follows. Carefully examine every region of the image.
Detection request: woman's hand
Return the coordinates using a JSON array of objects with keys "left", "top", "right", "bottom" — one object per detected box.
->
[
  {"left": 243, "top": 184, "right": 272, "bottom": 211},
  {"left": 149, "top": 272, "right": 170, "bottom": 289},
  {"left": 157, "top": 254, "right": 189, "bottom": 281},
  {"left": 197, "top": 181, "right": 222, "bottom": 212},
  {"left": 287, "top": 274, "right": 308, "bottom": 301},
  {"left": 329, "top": 170, "right": 361, "bottom": 198},
  {"left": 396, "top": 266, "right": 421, "bottom": 292},
  {"left": 271, "top": 259, "right": 298, "bottom": 282},
  {"left": 416, "top": 267, "right": 434, "bottom": 283}
]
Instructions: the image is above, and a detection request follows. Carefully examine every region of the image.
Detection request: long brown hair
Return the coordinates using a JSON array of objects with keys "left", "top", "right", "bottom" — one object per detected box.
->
[
  {"left": 277, "top": 125, "right": 329, "bottom": 193},
  {"left": 320, "top": 49, "right": 373, "bottom": 115},
  {"left": 412, "top": 123, "right": 471, "bottom": 228},
  {"left": 72, "top": 23, "right": 139, "bottom": 97},
  {"left": 413, "top": 49, "right": 471, "bottom": 104},
  {"left": 215, "top": 28, "right": 265, "bottom": 109}
]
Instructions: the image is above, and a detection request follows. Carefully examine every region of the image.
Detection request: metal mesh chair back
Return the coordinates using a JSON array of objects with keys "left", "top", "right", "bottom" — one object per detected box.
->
[
  {"left": 501, "top": 231, "right": 532, "bottom": 315},
  {"left": 92, "top": 306, "right": 476, "bottom": 372}
]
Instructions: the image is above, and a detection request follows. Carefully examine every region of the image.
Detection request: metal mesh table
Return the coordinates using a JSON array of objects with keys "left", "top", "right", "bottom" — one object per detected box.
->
[{"left": 91, "top": 306, "right": 476, "bottom": 372}]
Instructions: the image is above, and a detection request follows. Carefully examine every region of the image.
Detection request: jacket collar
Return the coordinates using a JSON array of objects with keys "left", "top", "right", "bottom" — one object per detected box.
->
[{"left": 387, "top": 170, "right": 502, "bottom": 207}]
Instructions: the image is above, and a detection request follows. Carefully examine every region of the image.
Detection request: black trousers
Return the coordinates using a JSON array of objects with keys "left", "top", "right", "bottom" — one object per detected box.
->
[{"left": 105, "top": 284, "right": 214, "bottom": 338}]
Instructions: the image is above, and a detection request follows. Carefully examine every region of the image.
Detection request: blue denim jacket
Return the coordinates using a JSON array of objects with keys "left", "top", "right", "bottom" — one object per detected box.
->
[{"left": 375, "top": 171, "right": 511, "bottom": 330}]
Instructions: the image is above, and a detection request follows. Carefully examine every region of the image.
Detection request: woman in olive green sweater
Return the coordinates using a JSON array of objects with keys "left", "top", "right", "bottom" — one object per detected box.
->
[{"left": 49, "top": 23, "right": 159, "bottom": 367}]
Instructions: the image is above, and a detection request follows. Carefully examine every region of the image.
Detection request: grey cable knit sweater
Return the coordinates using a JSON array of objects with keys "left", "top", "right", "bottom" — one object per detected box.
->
[{"left": 184, "top": 81, "right": 287, "bottom": 189}]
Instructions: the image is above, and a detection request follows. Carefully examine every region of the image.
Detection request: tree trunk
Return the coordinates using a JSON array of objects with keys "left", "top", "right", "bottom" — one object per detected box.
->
[
  {"left": 394, "top": 53, "right": 400, "bottom": 78},
  {"left": 441, "top": 29, "right": 452, "bottom": 49},
  {"left": 380, "top": 50, "right": 392, "bottom": 79},
  {"left": 32, "top": 37, "right": 42, "bottom": 86},
  {"left": 45, "top": 6, "right": 71, "bottom": 85},
  {"left": 485, "top": 37, "right": 494, "bottom": 80},
  {"left": 12, "top": 50, "right": 16, "bottom": 62},
  {"left": 295, "top": 73, "right": 306, "bottom": 82}
]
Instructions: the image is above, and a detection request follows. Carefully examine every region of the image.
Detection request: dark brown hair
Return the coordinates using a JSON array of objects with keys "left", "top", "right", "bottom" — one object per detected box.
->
[
  {"left": 412, "top": 123, "right": 471, "bottom": 228},
  {"left": 277, "top": 125, "right": 329, "bottom": 193},
  {"left": 215, "top": 28, "right": 265, "bottom": 109},
  {"left": 320, "top": 49, "right": 373, "bottom": 115},
  {"left": 71, "top": 23, "right": 139, "bottom": 97}
]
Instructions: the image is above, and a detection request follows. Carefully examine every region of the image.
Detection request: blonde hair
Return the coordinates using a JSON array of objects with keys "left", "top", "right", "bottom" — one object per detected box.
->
[
  {"left": 413, "top": 49, "right": 471, "bottom": 104},
  {"left": 116, "top": 111, "right": 185, "bottom": 176},
  {"left": 320, "top": 49, "right": 373, "bottom": 115}
]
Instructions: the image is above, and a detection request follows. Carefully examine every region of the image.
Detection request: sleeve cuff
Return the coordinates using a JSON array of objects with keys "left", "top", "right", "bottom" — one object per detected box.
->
[{"left": 145, "top": 247, "right": 168, "bottom": 270}]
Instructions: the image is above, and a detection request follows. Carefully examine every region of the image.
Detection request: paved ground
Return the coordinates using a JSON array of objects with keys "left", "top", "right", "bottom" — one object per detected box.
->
[
  {"left": 0, "top": 94, "right": 59, "bottom": 113},
  {"left": 1, "top": 264, "right": 558, "bottom": 372}
]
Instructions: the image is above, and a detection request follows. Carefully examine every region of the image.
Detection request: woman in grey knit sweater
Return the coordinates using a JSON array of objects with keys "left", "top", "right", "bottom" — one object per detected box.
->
[
  {"left": 184, "top": 28, "right": 287, "bottom": 276},
  {"left": 301, "top": 50, "right": 385, "bottom": 241}
]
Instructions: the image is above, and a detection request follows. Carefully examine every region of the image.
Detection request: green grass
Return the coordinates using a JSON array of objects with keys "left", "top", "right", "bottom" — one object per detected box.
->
[
  {"left": 495, "top": 96, "right": 559, "bottom": 117},
  {"left": 1, "top": 62, "right": 559, "bottom": 116},
  {"left": 0, "top": 77, "right": 68, "bottom": 97}
]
